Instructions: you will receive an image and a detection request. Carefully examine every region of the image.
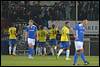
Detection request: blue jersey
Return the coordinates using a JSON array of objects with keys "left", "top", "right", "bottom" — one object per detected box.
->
[
  {"left": 74, "top": 23, "right": 85, "bottom": 42},
  {"left": 25, "top": 25, "right": 37, "bottom": 39}
]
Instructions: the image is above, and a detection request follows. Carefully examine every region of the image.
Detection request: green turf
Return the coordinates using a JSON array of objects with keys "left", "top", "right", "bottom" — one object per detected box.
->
[{"left": 1, "top": 55, "right": 99, "bottom": 66}]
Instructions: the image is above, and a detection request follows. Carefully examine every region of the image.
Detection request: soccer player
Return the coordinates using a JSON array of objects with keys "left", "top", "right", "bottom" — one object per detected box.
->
[
  {"left": 37, "top": 25, "right": 48, "bottom": 56},
  {"left": 57, "top": 21, "right": 75, "bottom": 60},
  {"left": 24, "top": 19, "right": 37, "bottom": 59},
  {"left": 49, "top": 24, "right": 58, "bottom": 56},
  {"left": 8, "top": 24, "right": 17, "bottom": 55},
  {"left": 73, "top": 19, "right": 89, "bottom": 65}
]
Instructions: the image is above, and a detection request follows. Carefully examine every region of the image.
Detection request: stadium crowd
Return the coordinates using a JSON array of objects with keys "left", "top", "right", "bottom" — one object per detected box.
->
[{"left": 1, "top": 1, "right": 99, "bottom": 26}]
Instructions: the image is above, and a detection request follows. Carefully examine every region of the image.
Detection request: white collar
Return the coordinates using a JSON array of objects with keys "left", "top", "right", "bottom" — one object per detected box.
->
[{"left": 79, "top": 23, "right": 83, "bottom": 26}]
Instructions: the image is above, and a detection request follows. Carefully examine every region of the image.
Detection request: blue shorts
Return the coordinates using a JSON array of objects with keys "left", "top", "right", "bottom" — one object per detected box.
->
[
  {"left": 60, "top": 41, "right": 70, "bottom": 49},
  {"left": 49, "top": 39, "right": 57, "bottom": 46},
  {"left": 9, "top": 39, "right": 16, "bottom": 46},
  {"left": 38, "top": 42, "right": 46, "bottom": 47}
]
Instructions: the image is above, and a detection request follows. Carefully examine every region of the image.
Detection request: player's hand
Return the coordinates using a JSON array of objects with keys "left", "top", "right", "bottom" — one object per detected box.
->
[
  {"left": 71, "top": 34, "right": 76, "bottom": 40},
  {"left": 73, "top": 34, "right": 79, "bottom": 40},
  {"left": 73, "top": 34, "right": 76, "bottom": 39}
]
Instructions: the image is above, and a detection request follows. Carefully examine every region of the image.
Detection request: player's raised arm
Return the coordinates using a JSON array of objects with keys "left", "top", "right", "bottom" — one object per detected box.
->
[
  {"left": 15, "top": 28, "right": 17, "bottom": 36},
  {"left": 69, "top": 27, "right": 76, "bottom": 39},
  {"left": 8, "top": 27, "right": 10, "bottom": 36},
  {"left": 65, "top": 21, "right": 76, "bottom": 39},
  {"left": 35, "top": 25, "right": 38, "bottom": 40},
  {"left": 36, "top": 30, "right": 39, "bottom": 41},
  {"left": 24, "top": 26, "right": 28, "bottom": 41}
]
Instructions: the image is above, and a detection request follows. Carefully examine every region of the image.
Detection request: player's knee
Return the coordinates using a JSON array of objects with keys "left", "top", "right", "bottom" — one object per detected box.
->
[
  {"left": 77, "top": 49, "right": 83, "bottom": 55},
  {"left": 80, "top": 49, "right": 84, "bottom": 53},
  {"left": 28, "top": 44, "right": 33, "bottom": 48},
  {"left": 76, "top": 50, "right": 81, "bottom": 55},
  {"left": 79, "top": 48, "right": 83, "bottom": 52}
]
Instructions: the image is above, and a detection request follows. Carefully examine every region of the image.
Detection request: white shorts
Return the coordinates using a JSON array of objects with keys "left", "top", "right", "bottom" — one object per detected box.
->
[
  {"left": 28, "top": 38, "right": 35, "bottom": 46},
  {"left": 75, "top": 41, "right": 83, "bottom": 51}
]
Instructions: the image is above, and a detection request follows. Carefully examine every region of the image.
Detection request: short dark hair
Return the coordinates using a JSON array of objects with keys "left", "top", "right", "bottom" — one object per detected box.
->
[
  {"left": 9, "top": 23, "right": 15, "bottom": 27},
  {"left": 65, "top": 21, "right": 70, "bottom": 24},
  {"left": 39, "top": 25, "right": 43, "bottom": 30},
  {"left": 82, "top": 17, "right": 87, "bottom": 21},
  {"left": 83, "top": 18, "right": 87, "bottom": 21},
  {"left": 52, "top": 24, "right": 55, "bottom": 28}
]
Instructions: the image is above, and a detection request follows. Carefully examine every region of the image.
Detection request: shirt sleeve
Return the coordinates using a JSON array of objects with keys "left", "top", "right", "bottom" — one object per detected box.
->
[
  {"left": 14, "top": 28, "right": 17, "bottom": 34},
  {"left": 8, "top": 28, "right": 10, "bottom": 34},
  {"left": 35, "top": 26, "right": 38, "bottom": 31},
  {"left": 37, "top": 31, "right": 39, "bottom": 36},
  {"left": 66, "top": 28, "right": 69, "bottom": 34},
  {"left": 24, "top": 26, "right": 28, "bottom": 32},
  {"left": 75, "top": 24, "right": 79, "bottom": 31},
  {"left": 75, "top": 24, "right": 79, "bottom": 38}
]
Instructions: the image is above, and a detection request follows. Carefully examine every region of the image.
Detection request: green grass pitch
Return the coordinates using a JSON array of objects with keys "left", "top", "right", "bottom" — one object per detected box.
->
[{"left": 1, "top": 55, "right": 99, "bottom": 66}]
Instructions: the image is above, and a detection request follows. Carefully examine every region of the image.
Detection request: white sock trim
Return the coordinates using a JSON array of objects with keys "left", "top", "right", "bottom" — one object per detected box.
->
[
  {"left": 13, "top": 46, "right": 16, "bottom": 54},
  {"left": 51, "top": 48, "right": 54, "bottom": 55},
  {"left": 66, "top": 49, "right": 70, "bottom": 58},
  {"left": 44, "top": 47, "right": 46, "bottom": 54},
  {"left": 9, "top": 46, "right": 12, "bottom": 54},
  {"left": 57, "top": 49, "right": 63, "bottom": 56}
]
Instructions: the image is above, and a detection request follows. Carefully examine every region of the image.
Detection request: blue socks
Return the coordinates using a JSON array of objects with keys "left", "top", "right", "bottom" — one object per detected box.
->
[
  {"left": 74, "top": 52, "right": 78, "bottom": 64},
  {"left": 28, "top": 48, "right": 33, "bottom": 56},
  {"left": 80, "top": 52, "right": 87, "bottom": 63},
  {"left": 74, "top": 51, "right": 87, "bottom": 64}
]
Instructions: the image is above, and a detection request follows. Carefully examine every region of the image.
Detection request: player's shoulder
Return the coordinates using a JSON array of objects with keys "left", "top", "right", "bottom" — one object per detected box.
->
[
  {"left": 62, "top": 26, "right": 67, "bottom": 29},
  {"left": 33, "top": 25, "right": 37, "bottom": 29},
  {"left": 32, "top": 25, "right": 37, "bottom": 27},
  {"left": 13, "top": 27, "right": 16, "bottom": 29},
  {"left": 78, "top": 23, "right": 83, "bottom": 28},
  {"left": 10, "top": 27, "right": 16, "bottom": 29},
  {"left": 76, "top": 22, "right": 81, "bottom": 27},
  {"left": 61, "top": 26, "right": 64, "bottom": 29}
]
